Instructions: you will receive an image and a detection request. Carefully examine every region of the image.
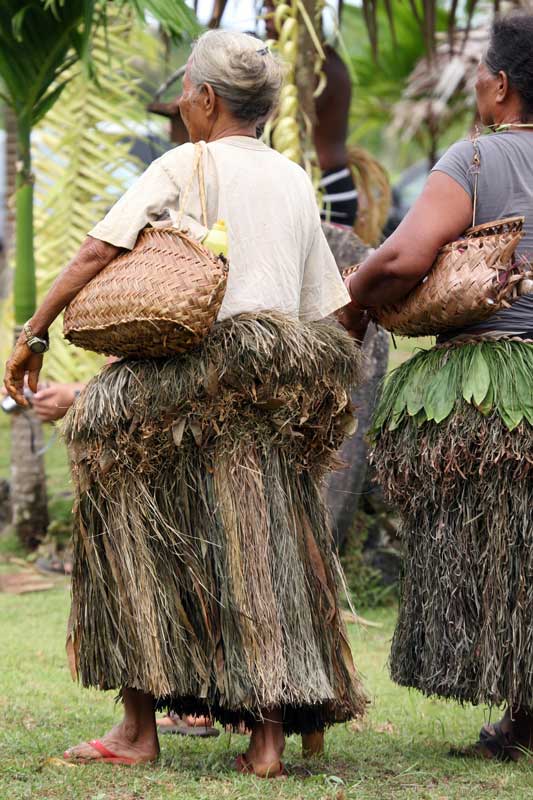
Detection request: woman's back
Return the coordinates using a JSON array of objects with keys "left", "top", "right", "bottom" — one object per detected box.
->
[
  {"left": 89, "top": 137, "right": 348, "bottom": 324},
  {"left": 434, "top": 131, "right": 533, "bottom": 256},
  {"left": 434, "top": 131, "right": 533, "bottom": 335}
]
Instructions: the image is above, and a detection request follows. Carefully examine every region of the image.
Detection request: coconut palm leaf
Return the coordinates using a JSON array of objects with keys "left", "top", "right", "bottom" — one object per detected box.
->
[
  {"left": 0, "top": 1, "right": 96, "bottom": 126},
  {"left": 34, "top": 18, "right": 164, "bottom": 382},
  {"left": 126, "top": 0, "right": 200, "bottom": 38},
  {"left": 1, "top": 13, "right": 165, "bottom": 380},
  {"left": 391, "top": 25, "right": 488, "bottom": 147},
  {"left": 344, "top": 1, "right": 445, "bottom": 165}
]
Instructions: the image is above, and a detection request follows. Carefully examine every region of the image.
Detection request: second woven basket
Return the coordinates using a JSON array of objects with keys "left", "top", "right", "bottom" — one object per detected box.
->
[{"left": 344, "top": 216, "right": 526, "bottom": 337}]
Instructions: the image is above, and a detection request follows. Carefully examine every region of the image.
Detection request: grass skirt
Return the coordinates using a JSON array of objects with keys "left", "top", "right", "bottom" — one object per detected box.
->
[
  {"left": 372, "top": 341, "right": 533, "bottom": 709},
  {"left": 64, "top": 313, "right": 367, "bottom": 733}
]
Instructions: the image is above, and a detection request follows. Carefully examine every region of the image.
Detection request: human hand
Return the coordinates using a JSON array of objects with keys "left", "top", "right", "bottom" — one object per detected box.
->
[
  {"left": 336, "top": 301, "right": 370, "bottom": 343},
  {"left": 4, "top": 335, "right": 44, "bottom": 407},
  {"left": 32, "top": 383, "right": 82, "bottom": 423}
]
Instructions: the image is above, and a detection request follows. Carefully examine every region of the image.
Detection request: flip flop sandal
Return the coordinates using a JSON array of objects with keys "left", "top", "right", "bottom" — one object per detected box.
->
[
  {"left": 235, "top": 752, "right": 287, "bottom": 778},
  {"left": 63, "top": 739, "right": 144, "bottom": 765},
  {"left": 36, "top": 556, "right": 73, "bottom": 576},
  {"left": 478, "top": 721, "right": 521, "bottom": 762}
]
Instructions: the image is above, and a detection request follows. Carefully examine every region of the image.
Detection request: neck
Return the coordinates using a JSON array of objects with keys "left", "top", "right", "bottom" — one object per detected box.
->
[
  {"left": 492, "top": 106, "right": 533, "bottom": 129},
  {"left": 206, "top": 118, "right": 257, "bottom": 143}
]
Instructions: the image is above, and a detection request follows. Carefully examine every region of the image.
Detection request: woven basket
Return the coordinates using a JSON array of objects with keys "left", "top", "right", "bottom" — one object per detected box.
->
[
  {"left": 344, "top": 216, "right": 526, "bottom": 337},
  {"left": 63, "top": 227, "right": 228, "bottom": 358}
]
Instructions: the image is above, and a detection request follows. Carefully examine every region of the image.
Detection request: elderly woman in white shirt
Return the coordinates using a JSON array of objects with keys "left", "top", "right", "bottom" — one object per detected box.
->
[{"left": 5, "top": 31, "right": 365, "bottom": 777}]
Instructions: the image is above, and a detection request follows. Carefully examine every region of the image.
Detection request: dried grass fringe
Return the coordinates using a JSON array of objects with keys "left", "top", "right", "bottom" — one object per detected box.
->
[
  {"left": 372, "top": 342, "right": 533, "bottom": 708},
  {"left": 63, "top": 313, "right": 367, "bottom": 733}
]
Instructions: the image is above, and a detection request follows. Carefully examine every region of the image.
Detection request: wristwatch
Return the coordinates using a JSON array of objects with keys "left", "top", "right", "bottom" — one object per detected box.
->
[{"left": 23, "top": 322, "right": 49, "bottom": 354}]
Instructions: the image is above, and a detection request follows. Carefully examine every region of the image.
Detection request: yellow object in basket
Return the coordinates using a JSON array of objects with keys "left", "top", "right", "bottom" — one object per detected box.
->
[{"left": 202, "top": 220, "right": 229, "bottom": 258}]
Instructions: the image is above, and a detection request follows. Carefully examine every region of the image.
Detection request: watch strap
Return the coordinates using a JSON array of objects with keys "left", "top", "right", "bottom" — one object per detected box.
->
[{"left": 23, "top": 322, "right": 49, "bottom": 351}]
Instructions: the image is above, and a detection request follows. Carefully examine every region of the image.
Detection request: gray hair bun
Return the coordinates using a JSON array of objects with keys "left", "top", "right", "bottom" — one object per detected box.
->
[{"left": 188, "top": 30, "right": 284, "bottom": 123}]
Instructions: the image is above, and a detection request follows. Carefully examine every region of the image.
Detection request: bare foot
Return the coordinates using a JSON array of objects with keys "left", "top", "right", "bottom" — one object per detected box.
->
[
  {"left": 64, "top": 721, "right": 159, "bottom": 765},
  {"left": 183, "top": 714, "right": 212, "bottom": 727},
  {"left": 242, "top": 708, "right": 285, "bottom": 777},
  {"left": 157, "top": 713, "right": 214, "bottom": 730},
  {"left": 302, "top": 730, "right": 324, "bottom": 758}
]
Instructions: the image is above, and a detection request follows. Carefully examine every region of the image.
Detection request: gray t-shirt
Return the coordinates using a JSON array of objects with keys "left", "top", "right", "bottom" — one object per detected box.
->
[{"left": 433, "top": 131, "right": 533, "bottom": 335}]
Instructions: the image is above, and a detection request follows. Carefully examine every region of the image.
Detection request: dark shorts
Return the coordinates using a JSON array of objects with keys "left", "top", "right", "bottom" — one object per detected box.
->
[{"left": 319, "top": 167, "right": 358, "bottom": 227}]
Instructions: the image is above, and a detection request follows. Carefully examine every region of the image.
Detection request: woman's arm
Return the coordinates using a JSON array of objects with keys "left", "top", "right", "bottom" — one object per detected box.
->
[
  {"left": 4, "top": 237, "right": 120, "bottom": 405},
  {"left": 346, "top": 172, "right": 473, "bottom": 309}
]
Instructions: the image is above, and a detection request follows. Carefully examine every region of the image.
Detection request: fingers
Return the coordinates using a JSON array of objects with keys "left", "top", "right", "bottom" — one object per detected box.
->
[
  {"left": 27, "top": 368, "right": 41, "bottom": 394},
  {"left": 4, "top": 362, "right": 28, "bottom": 407},
  {"left": 33, "top": 386, "right": 54, "bottom": 401}
]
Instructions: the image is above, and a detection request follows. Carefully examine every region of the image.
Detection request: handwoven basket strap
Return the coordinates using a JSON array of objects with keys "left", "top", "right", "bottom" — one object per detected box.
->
[
  {"left": 471, "top": 136, "right": 481, "bottom": 228},
  {"left": 175, "top": 142, "right": 208, "bottom": 230},
  {"left": 197, "top": 149, "right": 208, "bottom": 228}
]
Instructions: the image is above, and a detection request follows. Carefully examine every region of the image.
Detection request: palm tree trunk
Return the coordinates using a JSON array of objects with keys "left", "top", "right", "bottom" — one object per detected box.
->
[
  {"left": 10, "top": 116, "right": 48, "bottom": 549},
  {"left": 0, "top": 107, "right": 16, "bottom": 301},
  {"left": 296, "top": 0, "right": 319, "bottom": 157}
]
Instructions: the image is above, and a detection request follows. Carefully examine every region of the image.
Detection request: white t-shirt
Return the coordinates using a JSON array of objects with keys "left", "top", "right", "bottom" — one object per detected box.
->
[{"left": 89, "top": 136, "right": 349, "bottom": 322}]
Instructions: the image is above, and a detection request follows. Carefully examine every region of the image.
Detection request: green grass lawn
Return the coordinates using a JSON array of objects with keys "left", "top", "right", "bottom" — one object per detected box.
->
[{"left": 1, "top": 590, "right": 532, "bottom": 800}]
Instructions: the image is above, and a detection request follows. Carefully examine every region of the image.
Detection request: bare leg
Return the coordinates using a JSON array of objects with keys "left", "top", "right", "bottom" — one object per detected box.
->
[
  {"left": 241, "top": 707, "right": 285, "bottom": 777},
  {"left": 65, "top": 688, "right": 159, "bottom": 764},
  {"left": 302, "top": 730, "right": 325, "bottom": 758}
]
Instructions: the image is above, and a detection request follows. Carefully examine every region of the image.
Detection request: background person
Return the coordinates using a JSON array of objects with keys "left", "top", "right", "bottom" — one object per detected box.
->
[{"left": 263, "top": 2, "right": 358, "bottom": 228}]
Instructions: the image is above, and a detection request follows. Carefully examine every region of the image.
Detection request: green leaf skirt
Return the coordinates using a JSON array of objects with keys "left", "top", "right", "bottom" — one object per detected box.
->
[{"left": 372, "top": 340, "right": 533, "bottom": 708}]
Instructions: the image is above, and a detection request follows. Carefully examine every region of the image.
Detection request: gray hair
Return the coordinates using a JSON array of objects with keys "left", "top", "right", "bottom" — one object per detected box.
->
[{"left": 188, "top": 30, "right": 283, "bottom": 123}]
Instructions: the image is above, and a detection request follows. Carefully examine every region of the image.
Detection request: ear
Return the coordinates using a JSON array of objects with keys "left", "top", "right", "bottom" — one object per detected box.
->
[
  {"left": 203, "top": 83, "right": 217, "bottom": 118},
  {"left": 496, "top": 70, "right": 509, "bottom": 103}
]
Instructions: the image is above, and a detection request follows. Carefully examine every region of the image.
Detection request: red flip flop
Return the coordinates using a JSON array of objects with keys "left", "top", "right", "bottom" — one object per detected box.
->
[
  {"left": 63, "top": 739, "right": 139, "bottom": 766},
  {"left": 235, "top": 752, "right": 287, "bottom": 778}
]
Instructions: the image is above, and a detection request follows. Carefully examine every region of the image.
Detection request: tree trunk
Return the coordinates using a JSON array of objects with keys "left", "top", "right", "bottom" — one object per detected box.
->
[
  {"left": 10, "top": 383, "right": 49, "bottom": 550},
  {"left": 0, "top": 107, "right": 16, "bottom": 302},
  {"left": 295, "top": 0, "right": 320, "bottom": 170},
  {"left": 9, "top": 117, "right": 49, "bottom": 549},
  {"left": 322, "top": 222, "right": 390, "bottom": 553}
]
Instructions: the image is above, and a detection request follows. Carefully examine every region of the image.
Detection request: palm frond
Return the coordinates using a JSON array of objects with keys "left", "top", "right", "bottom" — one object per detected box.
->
[
  {"left": 391, "top": 26, "right": 488, "bottom": 143},
  {"left": 362, "top": 0, "right": 491, "bottom": 57},
  {"left": 1, "top": 11, "right": 166, "bottom": 382},
  {"left": 125, "top": 0, "right": 200, "bottom": 39},
  {"left": 0, "top": 1, "right": 95, "bottom": 121}
]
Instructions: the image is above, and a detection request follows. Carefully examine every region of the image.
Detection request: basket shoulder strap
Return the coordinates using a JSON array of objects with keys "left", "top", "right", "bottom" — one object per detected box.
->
[
  {"left": 175, "top": 142, "right": 208, "bottom": 230},
  {"left": 470, "top": 136, "right": 481, "bottom": 228}
]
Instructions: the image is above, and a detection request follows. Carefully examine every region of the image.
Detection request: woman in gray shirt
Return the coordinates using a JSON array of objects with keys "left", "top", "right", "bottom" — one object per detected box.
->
[{"left": 340, "top": 12, "right": 533, "bottom": 761}]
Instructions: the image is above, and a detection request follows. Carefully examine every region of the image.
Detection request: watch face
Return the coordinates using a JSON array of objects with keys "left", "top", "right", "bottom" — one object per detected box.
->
[{"left": 30, "top": 340, "right": 46, "bottom": 354}]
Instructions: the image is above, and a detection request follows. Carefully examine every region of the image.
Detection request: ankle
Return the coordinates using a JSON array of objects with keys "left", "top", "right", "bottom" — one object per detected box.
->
[{"left": 119, "top": 718, "right": 157, "bottom": 746}]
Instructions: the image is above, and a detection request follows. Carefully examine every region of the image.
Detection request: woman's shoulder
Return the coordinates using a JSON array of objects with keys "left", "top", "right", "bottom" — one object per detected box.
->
[
  {"left": 152, "top": 142, "right": 196, "bottom": 177},
  {"left": 438, "top": 137, "right": 475, "bottom": 165}
]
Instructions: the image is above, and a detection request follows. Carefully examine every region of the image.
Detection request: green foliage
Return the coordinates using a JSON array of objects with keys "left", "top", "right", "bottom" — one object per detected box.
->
[
  {"left": 342, "top": 1, "right": 446, "bottom": 168},
  {"left": 341, "top": 509, "right": 397, "bottom": 609},
  {"left": 127, "top": 0, "right": 200, "bottom": 39},
  {"left": 361, "top": 0, "right": 491, "bottom": 60},
  {"left": 32, "top": 15, "right": 163, "bottom": 383},
  {"left": 0, "top": 1, "right": 95, "bottom": 128},
  {"left": 373, "top": 341, "right": 533, "bottom": 434},
  {"left": 340, "top": 0, "right": 481, "bottom": 172}
]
